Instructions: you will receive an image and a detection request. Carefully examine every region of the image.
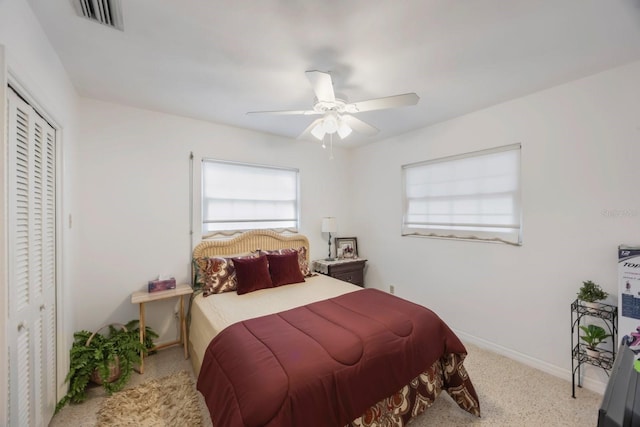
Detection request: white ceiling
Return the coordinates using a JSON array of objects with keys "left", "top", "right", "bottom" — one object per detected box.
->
[{"left": 25, "top": 0, "right": 640, "bottom": 147}]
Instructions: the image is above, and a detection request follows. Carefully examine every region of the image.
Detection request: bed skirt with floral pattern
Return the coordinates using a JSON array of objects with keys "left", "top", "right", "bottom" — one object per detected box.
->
[{"left": 347, "top": 353, "right": 481, "bottom": 426}]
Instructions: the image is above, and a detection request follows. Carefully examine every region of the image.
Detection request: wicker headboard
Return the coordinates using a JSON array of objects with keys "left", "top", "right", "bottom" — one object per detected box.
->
[{"left": 193, "top": 230, "right": 310, "bottom": 262}]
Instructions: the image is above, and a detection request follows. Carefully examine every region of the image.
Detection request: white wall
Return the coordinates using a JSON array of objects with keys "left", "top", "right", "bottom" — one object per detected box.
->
[
  {"left": 74, "top": 98, "right": 353, "bottom": 343},
  {"left": 351, "top": 59, "right": 640, "bottom": 392},
  {"left": 0, "top": 0, "right": 80, "bottom": 415}
]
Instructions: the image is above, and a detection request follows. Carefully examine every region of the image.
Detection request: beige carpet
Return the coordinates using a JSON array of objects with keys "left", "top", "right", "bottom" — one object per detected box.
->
[
  {"left": 51, "top": 344, "right": 603, "bottom": 427},
  {"left": 409, "top": 343, "right": 603, "bottom": 426},
  {"left": 95, "top": 370, "right": 202, "bottom": 427}
]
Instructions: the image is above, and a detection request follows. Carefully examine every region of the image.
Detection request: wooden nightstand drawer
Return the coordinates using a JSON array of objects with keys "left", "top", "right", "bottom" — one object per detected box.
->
[
  {"left": 329, "top": 260, "right": 366, "bottom": 275},
  {"left": 313, "top": 259, "right": 367, "bottom": 287},
  {"left": 332, "top": 270, "right": 364, "bottom": 286}
]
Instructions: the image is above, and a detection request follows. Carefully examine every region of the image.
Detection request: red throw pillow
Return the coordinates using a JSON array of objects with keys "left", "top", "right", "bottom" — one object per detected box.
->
[
  {"left": 232, "top": 254, "right": 273, "bottom": 295},
  {"left": 259, "top": 246, "right": 311, "bottom": 277},
  {"left": 267, "top": 251, "right": 305, "bottom": 287}
]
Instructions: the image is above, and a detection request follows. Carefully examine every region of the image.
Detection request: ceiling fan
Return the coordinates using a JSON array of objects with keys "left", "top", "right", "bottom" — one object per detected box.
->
[{"left": 247, "top": 70, "right": 420, "bottom": 141}]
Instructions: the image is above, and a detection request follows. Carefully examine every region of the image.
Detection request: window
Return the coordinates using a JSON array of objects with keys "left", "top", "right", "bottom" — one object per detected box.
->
[
  {"left": 402, "top": 143, "right": 521, "bottom": 245},
  {"left": 202, "top": 160, "right": 299, "bottom": 234}
]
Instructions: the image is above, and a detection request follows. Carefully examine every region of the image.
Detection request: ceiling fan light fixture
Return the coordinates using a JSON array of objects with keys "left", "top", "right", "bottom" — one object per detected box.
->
[
  {"left": 247, "top": 70, "right": 418, "bottom": 142},
  {"left": 310, "top": 124, "right": 326, "bottom": 140},
  {"left": 322, "top": 113, "right": 339, "bottom": 134},
  {"left": 337, "top": 119, "right": 352, "bottom": 139}
]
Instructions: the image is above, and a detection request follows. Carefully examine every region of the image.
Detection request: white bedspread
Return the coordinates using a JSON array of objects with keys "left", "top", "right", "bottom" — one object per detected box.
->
[{"left": 189, "top": 275, "right": 362, "bottom": 375}]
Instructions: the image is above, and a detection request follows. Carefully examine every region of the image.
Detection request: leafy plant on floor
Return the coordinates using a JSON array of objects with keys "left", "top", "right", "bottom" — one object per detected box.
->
[{"left": 55, "top": 319, "right": 158, "bottom": 414}]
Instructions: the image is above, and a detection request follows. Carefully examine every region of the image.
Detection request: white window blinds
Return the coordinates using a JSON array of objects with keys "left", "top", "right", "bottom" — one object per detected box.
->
[
  {"left": 402, "top": 144, "right": 522, "bottom": 245},
  {"left": 202, "top": 160, "right": 299, "bottom": 234}
]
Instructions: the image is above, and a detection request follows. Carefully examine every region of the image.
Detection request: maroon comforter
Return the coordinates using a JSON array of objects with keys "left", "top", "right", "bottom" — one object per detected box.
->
[{"left": 197, "top": 289, "right": 479, "bottom": 426}]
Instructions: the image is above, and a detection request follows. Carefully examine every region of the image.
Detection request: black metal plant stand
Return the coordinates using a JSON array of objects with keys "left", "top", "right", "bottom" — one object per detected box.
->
[{"left": 571, "top": 299, "right": 618, "bottom": 398}]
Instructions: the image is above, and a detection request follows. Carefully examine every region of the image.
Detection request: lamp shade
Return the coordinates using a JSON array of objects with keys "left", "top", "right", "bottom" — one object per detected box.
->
[
  {"left": 321, "top": 217, "right": 337, "bottom": 233},
  {"left": 322, "top": 114, "right": 339, "bottom": 134},
  {"left": 311, "top": 124, "right": 326, "bottom": 140},
  {"left": 337, "top": 119, "right": 352, "bottom": 139}
]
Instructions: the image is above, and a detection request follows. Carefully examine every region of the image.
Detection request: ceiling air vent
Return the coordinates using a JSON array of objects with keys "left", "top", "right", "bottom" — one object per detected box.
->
[{"left": 73, "top": 0, "right": 124, "bottom": 31}]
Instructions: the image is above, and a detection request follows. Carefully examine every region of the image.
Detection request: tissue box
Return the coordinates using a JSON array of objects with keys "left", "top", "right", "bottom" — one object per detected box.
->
[{"left": 148, "top": 277, "right": 176, "bottom": 293}]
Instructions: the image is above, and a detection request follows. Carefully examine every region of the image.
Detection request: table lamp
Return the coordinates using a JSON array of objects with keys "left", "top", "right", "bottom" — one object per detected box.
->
[{"left": 322, "top": 217, "right": 337, "bottom": 261}]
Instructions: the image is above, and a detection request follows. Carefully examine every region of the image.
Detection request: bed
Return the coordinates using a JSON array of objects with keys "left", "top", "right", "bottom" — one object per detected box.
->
[{"left": 190, "top": 230, "right": 480, "bottom": 426}]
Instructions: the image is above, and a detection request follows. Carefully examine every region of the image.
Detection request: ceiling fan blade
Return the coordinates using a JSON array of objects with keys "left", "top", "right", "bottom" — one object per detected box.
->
[
  {"left": 297, "top": 118, "right": 325, "bottom": 140},
  {"left": 247, "top": 109, "right": 318, "bottom": 116},
  {"left": 341, "top": 114, "right": 379, "bottom": 136},
  {"left": 306, "top": 70, "right": 335, "bottom": 103},
  {"left": 345, "top": 93, "right": 419, "bottom": 113}
]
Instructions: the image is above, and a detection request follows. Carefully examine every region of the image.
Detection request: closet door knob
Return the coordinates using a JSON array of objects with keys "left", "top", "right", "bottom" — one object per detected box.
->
[{"left": 17, "top": 322, "right": 25, "bottom": 331}]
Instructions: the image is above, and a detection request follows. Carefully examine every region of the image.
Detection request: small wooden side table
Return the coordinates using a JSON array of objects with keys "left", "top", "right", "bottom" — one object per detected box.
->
[
  {"left": 313, "top": 258, "right": 367, "bottom": 287},
  {"left": 130, "top": 283, "right": 193, "bottom": 374}
]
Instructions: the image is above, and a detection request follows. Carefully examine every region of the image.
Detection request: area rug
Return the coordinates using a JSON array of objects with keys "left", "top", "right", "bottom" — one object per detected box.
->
[{"left": 96, "top": 370, "right": 203, "bottom": 426}]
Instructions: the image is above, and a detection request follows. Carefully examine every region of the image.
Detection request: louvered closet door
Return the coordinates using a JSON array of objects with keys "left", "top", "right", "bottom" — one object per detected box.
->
[{"left": 6, "top": 88, "right": 57, "bottom": 427}]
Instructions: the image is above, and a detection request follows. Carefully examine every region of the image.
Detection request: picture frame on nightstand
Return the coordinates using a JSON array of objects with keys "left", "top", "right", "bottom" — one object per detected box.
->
[{"left": 335, "top": 237, "right": 358, "bottom": 259}]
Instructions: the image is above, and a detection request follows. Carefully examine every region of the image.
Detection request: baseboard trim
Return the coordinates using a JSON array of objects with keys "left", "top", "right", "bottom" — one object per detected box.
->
[{"left": 453, "top": 329, "right": 607, "bottom": 395}]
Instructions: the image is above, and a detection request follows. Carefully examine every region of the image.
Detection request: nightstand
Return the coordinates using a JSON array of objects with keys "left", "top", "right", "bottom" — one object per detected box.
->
[
  {"left": 130, "top": 283, "right": 193, "bottom": 373},
  {"left": 313, "top": 258, "right": 367, "bottom": 287}
]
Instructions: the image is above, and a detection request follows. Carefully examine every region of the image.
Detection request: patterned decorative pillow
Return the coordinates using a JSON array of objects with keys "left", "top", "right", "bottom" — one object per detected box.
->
[
  {"left": 193, "top": 257, "right": 237, "bottom": 296},
  {"left": 193, "top": 253, "right": 258, "bottom": 296},
  {"left": 259, "top": 246, "right": 311, "bottom": 277}
]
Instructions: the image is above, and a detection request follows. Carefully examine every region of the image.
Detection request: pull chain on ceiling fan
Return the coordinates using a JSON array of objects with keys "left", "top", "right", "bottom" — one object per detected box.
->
[{"left": 247, "top": 70, "right": 420, "bottom": 141}]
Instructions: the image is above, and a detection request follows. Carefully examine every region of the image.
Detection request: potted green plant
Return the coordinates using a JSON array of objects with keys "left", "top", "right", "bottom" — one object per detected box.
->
[
  {"left": 577, "top": 280, "right": 609, "bottom": 311},
  {"left": 579, "top": 324, "right": 612, "bottom": 358},
  {"left": 55, "top": 319, "right": 158, "bottom": 413}
]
